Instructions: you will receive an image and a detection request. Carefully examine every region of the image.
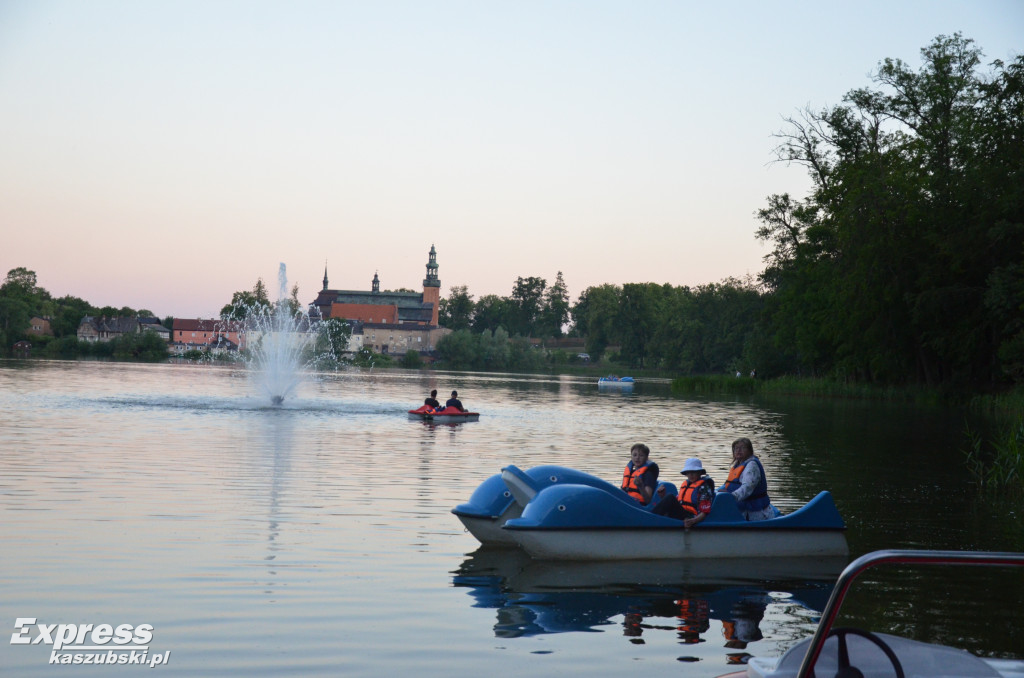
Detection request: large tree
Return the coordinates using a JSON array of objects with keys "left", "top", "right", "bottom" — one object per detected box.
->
[
  {"left": 509, "top": 276, "right": 547, "bottom": 337},
  {"left": 537, "top": 271, "right": 570, "bottom": 339},
  {"left": 221, "top": 278, "right": 271, "bottom": 320},
  {"left": 759, "top": 34, "right": 1024, "bottom": 386},
  {"left": 472, "top": 294, "right": 513, "bottom": 334},
  {"left": 571, "top": 284, "right": 621, "bottom": 362},
  {"left": 439, "top": 285, "right": 475, "bottom": 330},
  {"left": 0, "top": 268, "right": 47, "bottom": 349}
]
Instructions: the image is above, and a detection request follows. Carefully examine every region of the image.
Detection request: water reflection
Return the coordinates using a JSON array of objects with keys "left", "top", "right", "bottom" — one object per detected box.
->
[{"left": 452, "top": 548, "right": 843, "bottom": 652}]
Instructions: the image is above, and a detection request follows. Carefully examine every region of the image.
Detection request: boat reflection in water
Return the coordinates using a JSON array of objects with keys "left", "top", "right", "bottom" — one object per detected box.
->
[{"left": 452, "top": 548, "right": 846, "bottom": 653}]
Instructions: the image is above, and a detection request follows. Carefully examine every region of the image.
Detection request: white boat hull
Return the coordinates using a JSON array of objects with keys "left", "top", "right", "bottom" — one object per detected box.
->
[
  {"left": 505, "top": 526, "right": 849, "bottom": 561},
  {"left": 456, "top": 506, "right": 523, "bottom": 546}
]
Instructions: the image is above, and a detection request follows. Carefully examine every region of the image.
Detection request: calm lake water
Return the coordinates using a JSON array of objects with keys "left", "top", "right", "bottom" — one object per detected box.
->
[{"left": 1, "top": 360, "right": 1021, "bottom": 676}]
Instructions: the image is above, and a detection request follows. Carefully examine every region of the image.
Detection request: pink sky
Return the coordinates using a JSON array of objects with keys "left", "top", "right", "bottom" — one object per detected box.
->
[{"left": 2, "top": 1, "right": 1021, "bottom": 318}]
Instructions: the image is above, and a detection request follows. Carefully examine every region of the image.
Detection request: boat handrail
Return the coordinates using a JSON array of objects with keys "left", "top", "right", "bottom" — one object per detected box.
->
[{"left": 796, "top": 549, "right": 1024, "bottom": 678}]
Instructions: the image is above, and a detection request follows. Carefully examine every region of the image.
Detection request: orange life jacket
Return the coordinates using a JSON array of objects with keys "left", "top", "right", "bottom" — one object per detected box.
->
[
  {"left": 677, "top": 478, "right": 711, "bottom": 516},
  {"left": 621, "top": 463, "right": 653, "bottom": 504}
]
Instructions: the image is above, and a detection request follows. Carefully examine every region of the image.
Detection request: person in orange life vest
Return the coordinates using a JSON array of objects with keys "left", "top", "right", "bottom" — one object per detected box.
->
[
  {"left": 720, "top": 437, "right": 776, "bottom": 521},
  {"left": 652, "top": 457, "right": 715, "bottom": 527},
  {"left": 424, "top": 389, "right": 440, "bottom": 410},
  {"left": 621, "top": 443, "right": 659, "bottom": 505}
]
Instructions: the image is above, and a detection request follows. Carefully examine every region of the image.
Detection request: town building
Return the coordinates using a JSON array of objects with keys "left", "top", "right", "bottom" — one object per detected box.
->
[
  {"left": 77, "top": 316, "right": 169, "bottom": 343},
  {"left": 26, "top": 316, "right": 53, "bottom": 337},
  {"left": 313, "top": 245, "right": 442, "bottom": 326},
  {"left": 170, "top": 318, "right": 246, "bottom": 354},
  {"left": 348, "top": 321, "right": 450, "bottom": 356},
  {"left": 312, "top": 245, "right": 449, "bottom": 357}
]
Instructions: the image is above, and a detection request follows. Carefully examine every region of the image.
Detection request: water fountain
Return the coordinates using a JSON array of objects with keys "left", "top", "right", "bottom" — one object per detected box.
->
[{"left": 242, "top": 263, "right": 323, "bottom": 406}]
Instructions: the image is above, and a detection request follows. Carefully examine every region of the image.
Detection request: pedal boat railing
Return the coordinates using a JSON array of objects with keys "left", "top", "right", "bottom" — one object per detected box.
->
[{"left": 796, "top": 549, "right": 1024, "bottom": 678}]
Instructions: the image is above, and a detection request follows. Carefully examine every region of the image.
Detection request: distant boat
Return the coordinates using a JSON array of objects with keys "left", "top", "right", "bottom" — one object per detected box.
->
[
  {"left": 598, "top": 375, "right": 634, "bottom": 389},
  {"left": 407, "top": 404, "right": 480, "bottom": 423}
]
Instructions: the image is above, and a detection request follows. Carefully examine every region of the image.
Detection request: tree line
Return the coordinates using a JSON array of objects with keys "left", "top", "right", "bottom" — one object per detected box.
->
[
  {"left": 754, "top": 33, "right": 1022, "bottom": 389},
  {"left": 0, "top": 267, "right": 170, "bottom": 360}
]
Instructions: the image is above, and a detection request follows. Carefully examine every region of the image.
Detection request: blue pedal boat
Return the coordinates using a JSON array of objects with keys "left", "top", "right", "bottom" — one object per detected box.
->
[{"left": 453, "top": 464, "right": 848, "bottom": 560}]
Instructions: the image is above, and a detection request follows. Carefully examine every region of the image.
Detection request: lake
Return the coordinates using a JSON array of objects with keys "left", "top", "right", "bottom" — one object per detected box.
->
[{"left": 1, "top": 360, "right": 1021, "bottom": 676}]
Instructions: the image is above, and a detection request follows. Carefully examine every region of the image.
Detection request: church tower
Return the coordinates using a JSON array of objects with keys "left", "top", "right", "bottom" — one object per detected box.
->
[{"left": 422, "top": 244, "right": 441, "bottom": 325}]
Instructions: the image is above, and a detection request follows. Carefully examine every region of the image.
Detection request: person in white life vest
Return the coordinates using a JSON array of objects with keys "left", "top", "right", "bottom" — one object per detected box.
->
[{"left": 720, "top": 437, "right": 778, "bottom": 521}]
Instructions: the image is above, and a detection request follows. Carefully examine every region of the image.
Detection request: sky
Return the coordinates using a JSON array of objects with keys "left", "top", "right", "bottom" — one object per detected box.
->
[{"left": 1, "top": 1, "right": 1021, "bottom": 319}]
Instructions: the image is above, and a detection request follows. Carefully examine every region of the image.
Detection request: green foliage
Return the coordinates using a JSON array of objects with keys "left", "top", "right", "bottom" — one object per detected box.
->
[
  {"left": 537, "top": 271, "right": 570, "bottom": 339},
  {"left": 400, "top": 349, "right": 424, "bottom": 369},
  {"left": 571, "top": 283, "right": 621, "bottom": 362},
  {"left": 50, "top": 296, "right": 94, "bottom": 337},
  {"left": 351, "top": 346, "right": 392, "bottom": 368},
  {"left": 109, "top": 331, "right": 169, "bottom": 361},
  {"left": 758, "top": 34, "right": 1024, "bottom": 388},
  {"left": 548, "top": 349, "right": 570, "bottom": 366},
  {"left": 39, "top": 335, "right": 83, "bottom": 358},
  {"left": 435, "top": 327, "right": 546, "bottom": 372},
  {"left": 471, "top": 294, "right": 512, "bottom": 334},
  {"left": 317, "top": 318, "right": 351, "bottom": 359},
  {"left": 478, "top": 327, "right": 510, "bottom": 370},
  {"left": 0, "top": 267, "right": 46, "bottom": 352},
  {"left": 509, "top": 276, "right": 547, "bottom": 336},
  {"left": 569, "top": 278, "right": 763, "bottom": 374},
  {"left": 964, "top": 417, "right": 1024, "bottom": 496},
  {"left": 221, "top": 278, "right": 271, "bottom": 320},
  {"left": 439, "top": 285, "right": 474, "bottom": 330},
  {"left": 437, "top": 329, "right": 480, "bottom": 369}
]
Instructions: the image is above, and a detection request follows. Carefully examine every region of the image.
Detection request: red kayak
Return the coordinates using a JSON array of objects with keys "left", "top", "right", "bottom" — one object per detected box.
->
[{"left": 407, "top": 404, "right": 480, "bottom": 423}]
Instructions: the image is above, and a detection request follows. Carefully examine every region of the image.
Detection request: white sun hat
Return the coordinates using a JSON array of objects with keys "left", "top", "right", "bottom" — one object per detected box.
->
[{"left": 680, "top": 458, "right": 705, "bottom": 474}]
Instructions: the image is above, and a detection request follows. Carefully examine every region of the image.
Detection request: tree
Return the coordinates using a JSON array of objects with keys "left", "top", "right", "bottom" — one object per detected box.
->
[
  {"left": 757, "top": 34, "right": 1024, "bottom": 386},
  {"left": 478, "top": 327, "right": 510, "bottom": 370},
  {"left": 50, "top": 295, "right": 94, "bottom": 338},
  {"left": 439, "top": 286, "right": 475, "bottom": 330},
  {"left": 472, "top": 295, "right": 513, "bottom": 334},
  {"left": 221, "top": 278, "right": 271, "bottom": 320},
  {"left": 400, "top": 350, "right": 423, "bottom": 368},
  {"left": 436, "top": 329, "right": 480, "bottom": 369},
  {"left": 287, "top": 283, "right": 301, "bottom": 317},
  {"left": 537, "top": 271, "right": 570, "bottom": 339},
  {"left": 509, "top": 276, "right": 547, "bottom": 336},
  {"left": 617, "top": 283, "right": 667, "bottom": 368},
  {"left": 572, "top": 284, "right": 621, "bottom": 362},
  {"left": 0, "top": 267, "right": 46, "bottom": 350},
  {"left": 317, "top": 318, "right": 351, "bottom": 360},
  {"left": 109, "top": 331, "right": 168, "bottom": 361}
]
